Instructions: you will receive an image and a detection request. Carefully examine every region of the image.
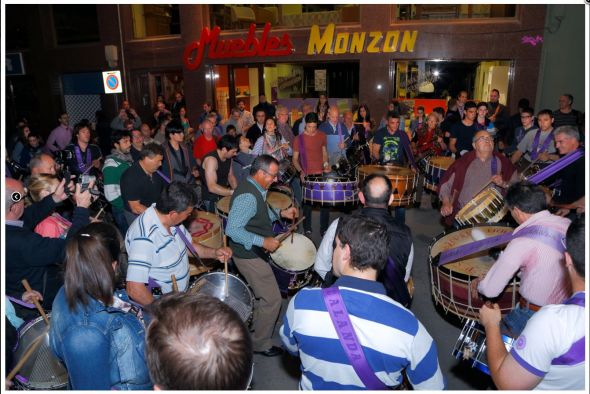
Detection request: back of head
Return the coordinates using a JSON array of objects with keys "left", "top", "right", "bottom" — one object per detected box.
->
[
  {"left": 335, "top": 215, "right": 390, "bottom": 272},
  {"left": 146, "top": 293, "right": 253, "bottom": 390},
  {"left": 27, "top": 174, "right": 59, "bottom": 202},
  {"left": 140, "top": 142, "right": 164, "bottom": 160},
  {"left": 156, "top": 181, "right": 197, "bottom": 214},
  {"left": 64, "top": 223, "right": 122, "bottom": 310},
  {"left": 217, "top": 134, "right": 239, "bottom": 151},
  {"left": 361, "top": 173, "right": 392, "bottom": 208},
  {"left": 505, "top": 181, "right": 547, "bottom": 214},
  {"left": 565, "top": 216, "right": 584, "bottom": 277}
]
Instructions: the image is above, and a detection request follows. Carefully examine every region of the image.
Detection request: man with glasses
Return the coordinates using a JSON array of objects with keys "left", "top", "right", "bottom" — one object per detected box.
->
[
  {"left": 504, "top": 107, "right": 537, "bottom": 157},
  {"left": 440, "top": 130, "right": 517, "bottom": 227},
  {"left": 226, "top": 155, "right": 298, "bottom": 357},
  {"left": 510, "top": 109, "right": 559, "bottom": 169}
]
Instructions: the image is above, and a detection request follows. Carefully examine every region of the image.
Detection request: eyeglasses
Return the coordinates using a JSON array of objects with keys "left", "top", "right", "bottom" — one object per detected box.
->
[
  {"left": 520, "top": 115, "right": 532, "bottom": 119},
  {"left": 261, "top": 169, "right": 279, "bottom": 178},
  {"left": 475, "top": 137, "right": 493, "bottom": 143}
]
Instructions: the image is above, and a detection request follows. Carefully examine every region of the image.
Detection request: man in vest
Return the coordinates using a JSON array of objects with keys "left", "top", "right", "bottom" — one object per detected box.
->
[
  {"left": 476, "top": 182, "right": 571, "bottom": 337},
  {"left": 199, "top": 135, "right": 238, "bottom": 213},
  {"left": 225, "top": 155, "right": 298, "bottom": 357}
]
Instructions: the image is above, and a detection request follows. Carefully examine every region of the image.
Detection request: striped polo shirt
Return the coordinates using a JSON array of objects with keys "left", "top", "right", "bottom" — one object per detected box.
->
[
  {"left": 125, "top": 204, "right": 190, "bottom": 293},
  {"left": 280, "top": 276, "right": 446, "bottom": 390}
]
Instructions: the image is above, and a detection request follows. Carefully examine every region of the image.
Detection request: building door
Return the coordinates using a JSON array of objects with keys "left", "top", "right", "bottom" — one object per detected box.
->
[{"left": 211, "top": 64, "right": 261, "bottom": 121}]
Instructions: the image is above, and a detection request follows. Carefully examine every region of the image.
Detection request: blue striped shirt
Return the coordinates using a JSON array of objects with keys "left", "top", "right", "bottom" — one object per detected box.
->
[
  {"left": 225, "top": 177, "right": 280, "bottom": 251},
  {"left": 280, "top": 276, "right": 446, "bottom": 390},
  {"left": 125, "top": 205, "right": 190, "bottom": 293}
]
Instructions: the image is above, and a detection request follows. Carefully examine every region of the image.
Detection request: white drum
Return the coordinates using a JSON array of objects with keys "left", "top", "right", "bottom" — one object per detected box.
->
[{"left": 270, "top": 233, "right": 317, "bottom": 295}]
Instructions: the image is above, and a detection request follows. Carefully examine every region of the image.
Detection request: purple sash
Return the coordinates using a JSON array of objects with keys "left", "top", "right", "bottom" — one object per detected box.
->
[
  {"left": 551, "top": 292, "right": 585, "bottom": 366},
  {"left": 491, "top": 155, "right": 498, "bottom": 176},
  {"left": 336, "top": 122, "right": 343, "bottom": 144},
  {"left": 298, "top": 133, "right": 308, "bottom": 174},
  {"left": 530, "top": 129, "right": 555, "bottom": 161},
  {"left": 527, "top": 148, "right": 584, "bottom": 184},
  {"left": 321, "top": 287, "right": 388, "bottom": 390},
  {"left": 75, "top": 145, "right": 92, "bottom": 172},
  {"left": 438, "top": 225, "right": 565, "bottom": 266}
]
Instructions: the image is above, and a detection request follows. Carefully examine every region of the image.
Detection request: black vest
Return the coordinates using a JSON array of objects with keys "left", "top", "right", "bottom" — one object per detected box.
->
[
  {"left": 200, "top": 150, "right": 231, "bottom": 202},
  {"left": 228, "top": 178, "right": 275, "bottom": 259}
]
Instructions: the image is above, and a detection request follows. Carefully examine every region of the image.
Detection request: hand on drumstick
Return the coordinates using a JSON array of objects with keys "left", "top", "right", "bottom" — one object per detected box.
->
[
  {"left": 263, "top": 237, "right": 281, "bottom": 253},
  {"left": 490, "top": 175, "right": 506, "bottom": 188},
  {"left": 22, "top": 289, "right": 43, "bottom": 304},
  {"left": 214, "top": 247, "right": 233, "bottom": 263},
  {"left": 280, "top": 207, "right": 299, "bottom": 220},
  {"left": 470, "top": 276, "right": 484, "bottom": 301},
  {"left": 479, "top": 302, "right": 502, "bottom": 328},
  {"left": 440, "top": 201, "right": 453, "bottom": 217}
]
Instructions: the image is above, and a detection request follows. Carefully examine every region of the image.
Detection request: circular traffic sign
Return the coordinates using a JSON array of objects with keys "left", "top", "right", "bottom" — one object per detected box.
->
[{"left": 106, "top": 74, "right": 119, "bottom": 90}]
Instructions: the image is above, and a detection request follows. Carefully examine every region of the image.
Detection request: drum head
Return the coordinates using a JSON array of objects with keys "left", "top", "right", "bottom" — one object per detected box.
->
[
  {"left": 189, "top": 272, "right": 253, "bottom": 323},
  {"left": 268, "top": 189, "right": 293, "bottom": 210},
  {"left": 271, "top": 233, "right": 317, "bottom": 271},
  {"left": 456, "top": 187, "right": 506, "bottom": 225},
  {"left": 189, "top": 210, "right": 222, "bottom": 249},
  {"left": 429, "top": 224, "right": 513, "bottom": 278},
  {"left": 216, "top": 196, "right": 231, "bottom": 216},
  {"left": 430, "top": 156, "right": 454, "bottom": 169}
]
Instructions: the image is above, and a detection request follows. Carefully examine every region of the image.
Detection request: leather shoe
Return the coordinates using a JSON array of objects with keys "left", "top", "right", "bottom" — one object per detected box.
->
[{"left": 254, "top": 346, "right": 284, "bottom": 357}]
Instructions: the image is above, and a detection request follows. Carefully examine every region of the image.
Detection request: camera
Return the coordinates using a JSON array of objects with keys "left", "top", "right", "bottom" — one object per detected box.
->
[
  {"left": 79, "top": 174, "right": 96, "bottom": 193},
  {"left": 54, "top": 150, "right": 74, "bottom": 164},
  {"left": 125, "top": 109, "right": 136, "bottom": 121}
]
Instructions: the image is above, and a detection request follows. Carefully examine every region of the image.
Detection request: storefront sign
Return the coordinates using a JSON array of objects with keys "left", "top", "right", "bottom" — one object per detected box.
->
[
  {"left": 307, "top": 24, "right": 418, "bottom": 55},
  {"left": 184, "top": 23, "right": 294, "bottom": 70}
]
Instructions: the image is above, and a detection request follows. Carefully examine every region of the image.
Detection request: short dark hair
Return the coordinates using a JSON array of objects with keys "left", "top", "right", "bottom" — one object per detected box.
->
[
  {"left": 417, "top": 105, "right": 425, "bottom": 112},
  {"left": 432, "top": 107, "right": 445, "bottom": 117},
  {"left": 250, "top": 154, "right": 279, "bottom": 176},
  {"left": 304, "top": 112, "right": 319, "bottom": 124},
  {"left": 27, "top": 132, "right": 40, "bottom": 140},
  {"left": 64, "top": 223, "right": 122, "bottom": 310},
  {"left": 156, "top": 181, "right": 197, "bottom": 214},
  {"left": 464, "top": 101, "right": 477, "bottom": 110},
  {"left": 517, "top": 98, "right": 530, "bottom": 109},
  {"left": 139, "top": 142, "right": 164, "bottom": 160},
  {"left": 361, "top": 174, "right": 392, "bottom": 207},
  {"left": 521, "top": 107, "right": 535, "bottom": 116},
  {"left": 477, "top": 101, "right": 488, "bottom": 109},
  {"left": 335, "top": 215, "right": 390, "bottom": 272},
  {"left": 386, "top": 110, "right": 400, "bottom": 120},
  {"left": 505, "top": 181, "right": 547, "bottom": 214},
  {"left": 226, "top": 124, "right": 237, "bottom": 133},
  {"left": 146, "top": 293, "right": 253, "bottom": 390},
  {"left": 565, "top": 216, "right": 584, "bottom": 277},
  {"left": 111, "top": 129, "right": 131, "bottom": 147},
  {"left": 165, "top": 120, "right": 185, "bottom": 140},
  {"left": 562, "top": 94, "right": 574, "bottom": 105},
  {"left": 217, "top": 134, "right": 239, "bottom": 151},
  {"left": 491, "top": 88, "right": 500, "bottom": 95},
  {"left": 73, "top": 122, "right": 90, "bottom": 138},
  {"left": 537, "top": 109, "right": 554, "bottom": 118}
]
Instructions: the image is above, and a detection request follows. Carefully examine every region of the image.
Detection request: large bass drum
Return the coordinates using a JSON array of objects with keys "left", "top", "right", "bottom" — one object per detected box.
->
[
  {"left": 357, "top": 165, "right": 417, "bottom": 207},
  {"left": 13, "top": 315, "right": 68, "bottom": 390},
  {"left": 188, "top": 272, "right": 254, "bottom": 324},
  {"left": 454, "top": 187, "right": 508, "bottom": 227},
  {"left": 269, "top": 233, "right": 317, "bottom": 297},
  {"left": 302, "top": 174, "right": 358, "bottom": 206},
  {"left": 429, "top": 224, "right": 520, "bottom": 321}
]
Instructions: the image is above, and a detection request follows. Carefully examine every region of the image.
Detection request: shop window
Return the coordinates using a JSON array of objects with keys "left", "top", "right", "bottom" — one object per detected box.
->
[
  {"left": 396, "top": 5, "right": 516, "bottom": 21},
  {"left": 132, "top": 4, "right": 180, "bottom": 39},
  {"left": 52, "top": 5, "right": 100, "bottom": 45},
  {"left": 210, "top": 4, "right": 359, "bottom": 30}
]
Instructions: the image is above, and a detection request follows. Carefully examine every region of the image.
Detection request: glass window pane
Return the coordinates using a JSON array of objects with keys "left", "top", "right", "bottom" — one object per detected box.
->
[
  {"left": 53, "top": 5, "right": 100, "bottom": 45},
  {"left": 132, "top": 4, "right": 180, "bottom": 38},
  {"left": 396, "top": 4, "right": 516, "bottom": 21}
]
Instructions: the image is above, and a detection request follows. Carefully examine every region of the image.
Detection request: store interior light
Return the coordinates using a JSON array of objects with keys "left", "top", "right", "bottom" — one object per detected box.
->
[
  {"left": 433, "top": 70, "right": 440, "bottom": 77},
  {"left": 432, "top": 58, "right": 444, "bottom": 62},
  {"left": 376, "top": 84, "right": 383, "bottom": 90}
]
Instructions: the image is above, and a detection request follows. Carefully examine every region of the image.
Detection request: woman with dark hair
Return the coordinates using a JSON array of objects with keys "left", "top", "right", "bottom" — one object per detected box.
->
[
  {"left": 315, "top": 93, "right": 330, "bottom": 124},
  {"left": 10, "top": 124, "right": 31, "bottom": 163},
  {"left": 354, "top": 103, "right": 374, "bottom": 134},
  {"left": 252, "top": 117, "right": 291, "bottom": 160},
  {"left": 49, "top": 222, "right": 152, "bottom": 390}
]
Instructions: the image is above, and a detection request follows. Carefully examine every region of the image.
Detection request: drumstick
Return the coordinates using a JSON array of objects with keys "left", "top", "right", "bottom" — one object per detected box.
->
[
  {"left": 21, "top": 279, "right": 49, "bottom": 326},
  {"left": 6, "top": 327, "right": 49, "bottom": 381},
  {"left": 275, "top": 217, "right": 306, "bottom": 243},
  {"left": 223, "top": 235, "right": 229, "bottom": 299},
  {"left": 171, "top": 275, "right": 178, "bottom": 292},
  {"left": 92, "top": 206, "right": 105, "bottom": 221}
]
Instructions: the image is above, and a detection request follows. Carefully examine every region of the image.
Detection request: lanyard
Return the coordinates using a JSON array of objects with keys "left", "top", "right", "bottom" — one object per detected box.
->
[
  {"left": 74, "top": 145, "right": 92, "bottom": 172},
  {"left": 530, "top": 129, "right": 555, "bottom": 161}
]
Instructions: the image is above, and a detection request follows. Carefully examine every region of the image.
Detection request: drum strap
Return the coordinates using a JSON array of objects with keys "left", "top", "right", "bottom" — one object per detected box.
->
[
  {"left": 530, "top": 129, "right": 555, "bottom": 161},
  {"left": 438, "top": 225, "right": 565, "bottom": 266},
  {"left": 397, "top": 130, "right": 418, "bottom": 170},
  {"left": 321, "top": 287, "right": 389, "bottom": 390},
  {"left": 527, "top": 148, "right": 584, "bottom": 184}
]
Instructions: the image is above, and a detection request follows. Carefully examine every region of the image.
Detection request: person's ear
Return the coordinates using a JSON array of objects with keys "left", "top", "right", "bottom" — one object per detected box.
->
[
  {"left": 388, "top": 193, "right": 394, "bottom": 206},
  {"left": 358, "top": 191, "right": 366, "bottom": 205}
]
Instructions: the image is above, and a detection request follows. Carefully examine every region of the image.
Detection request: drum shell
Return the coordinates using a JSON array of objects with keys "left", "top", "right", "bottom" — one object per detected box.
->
[
  {"left": 429, "top": 224, "right": 520, "bottom": 321},
  {"left": 424, "top": 156, "right": 454, "bottom": 192},
  {"left": 455, "top": 187, "right": 508, "bottom": 227},
  {"left": 357, "top": 165, "right": 417, "bottom": 207},
  {"left": 13, "top": 314, "right": 68, "bottom": 390},
  {"left": 302, "top": 175, "right": 358, "bottom": 207},
  {"left": 278, "top": 159, "right": 298, "bottom": 184}
]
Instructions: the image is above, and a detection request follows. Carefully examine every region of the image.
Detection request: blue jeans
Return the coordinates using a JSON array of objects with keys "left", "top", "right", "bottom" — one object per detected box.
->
[
  {"left": 112, "top": 208, "right": 129, "bottom": 236},
  {"left": 501, "top": 303, "right": 535, "bottom": 337}
]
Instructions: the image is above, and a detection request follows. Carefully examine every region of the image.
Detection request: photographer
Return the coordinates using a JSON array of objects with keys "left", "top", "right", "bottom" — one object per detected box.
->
[
  {"left": 63, "top": 122, "right": 103, "bottom": 176},
  {"left": 110, "top": 100, "right": 142, "bottom": 132}
]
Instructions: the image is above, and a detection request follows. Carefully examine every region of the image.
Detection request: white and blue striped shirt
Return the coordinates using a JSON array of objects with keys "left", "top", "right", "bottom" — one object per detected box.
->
[
  {"left": 280, "top": 276, "right": 446, "bottom": 390},
  {"left": 125, "top": 204, "right": 190, "bottom": 293}
]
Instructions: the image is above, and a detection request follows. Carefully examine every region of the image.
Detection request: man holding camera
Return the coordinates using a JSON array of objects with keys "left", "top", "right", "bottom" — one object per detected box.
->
[
  {"left": 110, "top": 100, "right": 142, "bottom": 131},
  {"left": 63, "top": 123, "right": 103, "bottom": 177}
]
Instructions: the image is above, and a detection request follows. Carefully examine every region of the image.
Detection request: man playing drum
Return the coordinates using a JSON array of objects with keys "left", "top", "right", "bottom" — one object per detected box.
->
[
  {"left": 439, "top": 130, "right": 517, "bottom": 227},
  {"left": 125, "top": 182, "right": 232, "bottom": 305},
  {"left": 479, "top": 216, "right": 585, "bottom": 390},
  {"left": 225, "top": 155, "right": 298, "bottom": 357},
  {"left": 314, "top": 173, "right": 414, "bottom": 307},
  {"left": 475, "top": 182, "right": 571, "bottom": 337},
  {"left": 280, "top": 215, "right": 445, "bottom": 390}
]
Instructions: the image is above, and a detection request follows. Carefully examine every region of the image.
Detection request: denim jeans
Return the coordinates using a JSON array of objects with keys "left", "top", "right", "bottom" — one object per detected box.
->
[
  {"left": 501, "top": 303, "right": 535, "bottom": 337},
  {"left": 112, "top": 208, "right": 129, "bottom": 236}
]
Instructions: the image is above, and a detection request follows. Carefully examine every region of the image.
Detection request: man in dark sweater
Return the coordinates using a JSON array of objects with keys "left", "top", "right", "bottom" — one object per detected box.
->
[{"left": 5, "top": 177, "right": 92, "bottom": 313}]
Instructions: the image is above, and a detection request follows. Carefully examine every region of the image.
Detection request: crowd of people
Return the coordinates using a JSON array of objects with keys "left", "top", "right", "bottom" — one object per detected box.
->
[{"left": 4, "top": 88, "right": 585, "bottom": 390}]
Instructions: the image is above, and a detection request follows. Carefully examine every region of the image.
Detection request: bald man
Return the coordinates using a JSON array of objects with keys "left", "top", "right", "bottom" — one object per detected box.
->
[
  {"left": 319, "top": 107, "right": 350, "bottom": 167},
  {"left": 29, "top": 153, "right": 58, "bottom": 176}
]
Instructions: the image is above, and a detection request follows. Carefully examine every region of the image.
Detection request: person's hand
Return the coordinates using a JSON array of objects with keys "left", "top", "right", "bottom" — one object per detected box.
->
[
  {"left": 537, "top": 152, "right": 550, "bottom": 162},
  {"left": 51, "top": 178, "right": 69, "bottom": 203},
  {"left": 491, "top": 175, "right": 506, "bottom": 188},
  {"left": 299, "top": 172, "right": 306, "bottom": 182},
  {"left": 555, "top": 207, "right": 570, "bottom": 217},
  {"left": 440, "top": 201, "right": 453, "bottom": 216},
  {"left": 263, "top": 237, "right": 281, "bottom": 253},
  {"left": 280, "top": 207, "right": 298, "bottom": 220},
  {"left": 280, "top": 142, "right": 290, "bottom": 150},
  {"left": 22, "top": 290, "right": 43, "bottom": 304},
  {"left": 74, "top": 182, "right": 93, "bottom": 208},
  {"left": 192, "top": 168, "right": 200, "bottom": 178},
  {"left": 215, "top": 246, "right": 232, "bottom": 262},
  {"left": 479, "top": 302, "right": 502, "bottom": 328},
  {"left": 470, "top": 276, "right": 484, "bottom": 300},
  {"left": 338, "top": 142, "right": 346, "bottom": 150}
]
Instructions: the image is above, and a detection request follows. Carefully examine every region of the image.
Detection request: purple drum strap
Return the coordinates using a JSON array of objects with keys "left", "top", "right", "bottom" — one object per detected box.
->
[
  {"left": 564, "top": 292, "right": 585, "bottom": 307},
  {"left": 74, "top": 145, "right": 92, "bottom": 172},
  {"left": 147, "top": 277, "right": 160, "bottom": 292},
  {"left": 6, "top": 295, "right": 35, "bottom": 309},
  {"left": 528, "top": 148, "right": 584, "bottom": 184},
  {"left": 321, "top": 287, "right": 388, "bottom": 390},
  {"left": 298, "top": 134, "right": 308, "bottom": 174},
  {"left": 491, "top": 155, "right": 498, "bottom": 176},
  {"left": 530, "top": 129, "right": 555, "bottom": 161},
  {"left": 156, "top": 169, "right": 172, "bottom": 184},
  {"left": 438, "top": 225, "right": 565, "bottom": 266},
  {"left": 398, "top": 131, "right": 418, "bottom": 170}
]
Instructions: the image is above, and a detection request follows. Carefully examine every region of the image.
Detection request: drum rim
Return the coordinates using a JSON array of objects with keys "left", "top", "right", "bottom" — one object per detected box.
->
[
  {"left": 303, "top": 175, "right": 357, "bottom": 183},
  {"left": 189, "top": 271, "right": 255, "bottom": 311},
  {"left": 216, "top": 196, "right": 232, "bottom": 215},
  {"left": 428, "top": 222, "right": 514, "bottom": 280},
  {"left": 270, "top": 233, "right": 317, "bottom": 272}
]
